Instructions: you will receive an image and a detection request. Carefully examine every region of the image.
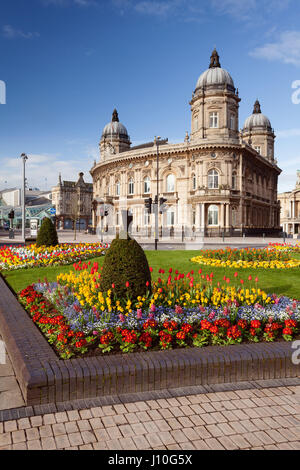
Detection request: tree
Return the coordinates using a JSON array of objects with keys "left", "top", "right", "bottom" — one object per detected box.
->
[
  {"left": 36, "top": 217, "right": 58, "bottom": 247},
  {"left": 100, "top": 232, "right": 152, "bottom": 300}
]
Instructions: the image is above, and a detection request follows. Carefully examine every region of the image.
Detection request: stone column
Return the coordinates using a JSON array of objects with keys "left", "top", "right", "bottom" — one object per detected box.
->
[
  {"left": 200, "top": 203, "right": 205, "bottom": 233},
  {"left": 226, "top": 203, "right": 230, "bottom": 229},
  {"left": 220, "top": 203, "right": 225, "bottom": 229}
]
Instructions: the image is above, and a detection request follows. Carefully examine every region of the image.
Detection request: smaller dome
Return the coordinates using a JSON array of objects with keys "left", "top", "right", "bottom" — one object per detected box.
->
[
  {"left": 102, "top": 109, "right": 129, "bottom": 139},
  {"left": 243, "top": 100, "right": 272, "bottom": 132}
]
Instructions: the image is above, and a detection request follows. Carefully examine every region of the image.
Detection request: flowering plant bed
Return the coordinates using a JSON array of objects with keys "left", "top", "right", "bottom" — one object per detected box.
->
[
  {"left": 191, "top": 247, "right": 300, "bottom": 269},
  {"left": 18, "top": 262, "right": 300, "bottom": 359},
  {"left": 0, "top": 242, "right": 108, "bottom": 271},
  {"left": 268, "top": 242, "right": 300, "bottom": 253}
]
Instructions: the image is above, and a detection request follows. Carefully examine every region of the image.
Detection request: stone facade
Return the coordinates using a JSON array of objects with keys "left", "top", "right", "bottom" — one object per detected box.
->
[
  {"left": 51, "top": 173, "right": 93, "bottom": 231},
  {"left": 90, "top": 50, "right": 281, "bottom": 238},
  {"left": 278, "top": 171, "right": 300, "bottom": 237}
]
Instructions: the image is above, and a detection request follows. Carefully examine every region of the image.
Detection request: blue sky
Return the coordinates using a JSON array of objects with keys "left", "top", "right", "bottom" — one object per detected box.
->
[{"left": 0, "top": 0, "right": 300, "bottom": 192}]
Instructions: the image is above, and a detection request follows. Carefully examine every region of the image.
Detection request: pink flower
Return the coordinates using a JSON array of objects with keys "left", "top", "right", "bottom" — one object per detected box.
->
[
  {"left": 150, "top": 304, "right": 156, "bottom": 312},
  {"left": 136, "top": 309, "right": 142, "bottom": 319},
  {"left": 175, "top": 305, "right": 183, "bottom": 315},
  {"left": 119, "top": 314, "right": 125, "bottom": 323},
  {"left": 208, "top": 311, "right": 215, "bottom": 320}
]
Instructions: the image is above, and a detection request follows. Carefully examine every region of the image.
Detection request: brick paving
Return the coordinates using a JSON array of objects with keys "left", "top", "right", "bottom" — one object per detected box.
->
[{"left": 0, "top": 384, "right": 300, "bottom": 450}]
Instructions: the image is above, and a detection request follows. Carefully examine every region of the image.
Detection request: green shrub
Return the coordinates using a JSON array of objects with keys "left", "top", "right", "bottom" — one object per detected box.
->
[
  {"left": 100, "top": 233, "right": 152, "bottom": 300},
  {"left": 36, "top": 217, "right": 59, "bottom": 247}
]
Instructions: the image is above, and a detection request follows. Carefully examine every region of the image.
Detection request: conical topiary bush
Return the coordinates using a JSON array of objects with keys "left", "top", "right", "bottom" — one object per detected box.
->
[
  {"left": 36, "top": 217, "right": 59, "bottom": 247},
  {"left": 100, "top": 233, "right": 152, "bottom": 300}
]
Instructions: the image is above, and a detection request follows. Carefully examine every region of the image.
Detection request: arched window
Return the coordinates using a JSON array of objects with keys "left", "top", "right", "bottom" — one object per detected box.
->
[
  {"left": 208, "top": 169, "right": 219, "bottom": 189},
  {"left": 232, "top": 171, "right": 237, "bottom": 190},
  {"left": 166, "top": 174, "right": 175, "bottom": 193},
  {"left": 144, "top": 176, "right": 150, "bottom": 194},
  {"left": 116, "top": 180, "right": 120, "bottom": 196},
  {"left": 128, "top": 178, "right": 134, "bottom": 195},
  {"left": 208, "top": 205, "right": 219, "bottom": 226},
  {"left": 192, "top": 174, "right": 196, "bottom": 190}
]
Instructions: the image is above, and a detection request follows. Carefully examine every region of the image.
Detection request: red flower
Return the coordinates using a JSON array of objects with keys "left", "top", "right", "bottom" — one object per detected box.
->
[
  {"left": 285, "top": 319, "right": 297, "bottom": 328},
  {"left": 176, "top": 331, "right": 186, "bottom": 340},
  {"left": 200, "top": 319, "right": 212, "bottom": 330},
  {"left": 283, "top": 327, "right": 293, "bottom": 336},
  {"left": 100, "top": 332, "right": 114, "bottom": 345},
  {"left": 237, "top": 319, "right": 247, "bottom": 329},
  {"left": 181, "top": 323, "right": 193, "bottom": 333},
  {"left": 227, "top": 325, "right": 241, "bottom": 339},
  {"left": 250, "top": 320, "right": 261, "bottom": 329},
  {"left": 125, "top": 281, "right": 130, "bottom": 288},
  {"left": 209, "top": 325, "right": 219, "bottom": 335}
]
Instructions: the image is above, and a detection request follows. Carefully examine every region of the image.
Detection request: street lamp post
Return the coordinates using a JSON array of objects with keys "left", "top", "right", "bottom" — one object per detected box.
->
[
  {"left": 21, "top": 153, "right": 28, "bottom": 242},
  {"left": 154, "top": 136, "right": 160, "bottom": 251},
  {"left": 153, "top": 136, "right": 168, "bottom": 251}
]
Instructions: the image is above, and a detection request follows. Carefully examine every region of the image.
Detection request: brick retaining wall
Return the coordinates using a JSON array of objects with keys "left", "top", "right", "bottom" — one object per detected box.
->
[{"left": 0, "top": 276, "right": 299, "bottom": 406}]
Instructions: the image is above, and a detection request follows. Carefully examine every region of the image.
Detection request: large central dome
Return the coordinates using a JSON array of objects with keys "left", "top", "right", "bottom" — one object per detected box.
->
[
  {"left": 102, "top": 109, "right": 129, "bottom": 139},
  {"left": 195, "top": 49, "right": 235, "bottom": 92}
]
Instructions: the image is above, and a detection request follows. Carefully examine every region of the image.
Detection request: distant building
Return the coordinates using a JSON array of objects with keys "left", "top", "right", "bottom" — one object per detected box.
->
[
  {"left": 0, "top": 188, "right": 21, "bottom": 207},
  {"left": 278, "top": 171, "right": 300, "bottom": 237},
  {"left": 52, "top": 173, "right": 93, "bottom": 231},
  {"left": 0, "top": 187, "right": 53, "bottom": 228}
]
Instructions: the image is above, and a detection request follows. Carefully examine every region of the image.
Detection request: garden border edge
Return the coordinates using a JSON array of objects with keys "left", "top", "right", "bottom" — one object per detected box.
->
[{"left": 0, "top": 275, "right": 299, "bottom": 406}]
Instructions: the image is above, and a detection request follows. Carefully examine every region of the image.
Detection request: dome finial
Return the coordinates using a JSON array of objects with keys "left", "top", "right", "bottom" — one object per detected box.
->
[
  {"left": 253, "top": 99, "right": 261, "bottom": 114},
  {"left": 112, "top": 109, "right": 119, "bottom": 122},
  {"left": 209, "top": 48, "right": 221, "bottom": 69}
]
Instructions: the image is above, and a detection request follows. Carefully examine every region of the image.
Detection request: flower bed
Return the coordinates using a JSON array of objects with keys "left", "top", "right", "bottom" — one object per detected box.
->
[
  {"left": 268, "top": 242, "right": 300, "bottom": 253},
  {"left": 191, "top": 247, "right": 300, "bottom": 269},
  {"left": 0, "top": 243, "right": 108, "bottom": 271},
  {"left": 18, "top": 263, "right": 300, "bottom": 359}
]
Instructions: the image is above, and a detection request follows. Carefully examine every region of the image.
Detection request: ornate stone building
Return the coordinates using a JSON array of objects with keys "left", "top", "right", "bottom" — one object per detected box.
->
[
  {"left": 52, "top": 173, "right": 93, "bottom": 231},
  {"left": 91, "top": 49, "right": 281, "bottom": 238},
  {"left": 278, "top": 171, "right": 300, "bottom": 237}
]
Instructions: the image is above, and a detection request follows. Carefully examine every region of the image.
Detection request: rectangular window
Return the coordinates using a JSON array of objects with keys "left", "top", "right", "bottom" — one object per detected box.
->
[
  {"left": 167, "top": 211, "right": 175, "bottom": 226},
  {"left": 255, "top": 146, "right": 261, "bottom": 154},
  {"left": 230, "top": 115, "right": 235, "bottom": 130},
  {"left": 192, "top": 210, "right": 196, "bottom": 226},
  {"left": 209, "top": 112, "right": 218, "bottom": 128},
  {"left": 194, "top": 116, "right": 198, "bottom": 131},
  {"left": 144, "top": 210, "right": 150, "bottom": 226}
]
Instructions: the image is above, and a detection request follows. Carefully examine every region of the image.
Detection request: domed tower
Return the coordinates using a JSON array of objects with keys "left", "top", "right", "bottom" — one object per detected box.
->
[
  {"left": 190, "top": 49, "right": 241, "bottom": 142},
  {"left": 242, "top": 100, "right": 275, "bottom": 162},
  {"left": 100, "top": 109, "right": 131, "bottom": 160}
]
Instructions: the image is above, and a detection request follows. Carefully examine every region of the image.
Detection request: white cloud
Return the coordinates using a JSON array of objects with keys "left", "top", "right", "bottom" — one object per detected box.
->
[
  {"left": 277, "top": 128, "right": 300, "bottom": 138},
  {"left": 134, "top": 1, "right": 178, "bottom": 16},
  {"left": 41, "top": 0, "right": 97, "bottom": 6},
  {"left": 2, "top": 25, "right": 40, "bottom": 40},
  {"left": 210, "top": 0, "right": 257, "bottom": 20},
  {"left": 111, "top": 0, "right": 291, "bottom": 23},
  {"left": 0, "top": 153, "right": 93, "bottom": 191},
  {"left": 250, "top": 30, "right": 300, "bottom": 66}
]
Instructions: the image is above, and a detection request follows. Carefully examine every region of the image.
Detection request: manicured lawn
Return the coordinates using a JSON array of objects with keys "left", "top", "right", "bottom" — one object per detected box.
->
[{"left": 2, "top": 250, "right": 300, "bottom": 299}]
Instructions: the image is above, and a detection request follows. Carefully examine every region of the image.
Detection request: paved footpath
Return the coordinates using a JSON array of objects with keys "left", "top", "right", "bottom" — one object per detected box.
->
[{"left": 0, "top": 383, "right": 300, "bottom": 451}]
